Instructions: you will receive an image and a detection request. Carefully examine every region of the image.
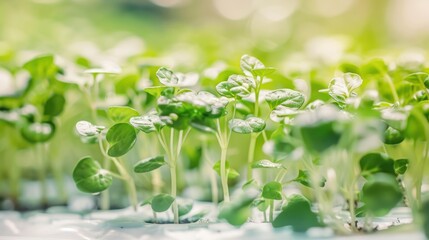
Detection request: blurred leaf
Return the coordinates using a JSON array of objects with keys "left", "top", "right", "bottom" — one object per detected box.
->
[
  {"left": 72, "top": 156, "right": 112, "bottom": 193},
  {"left": 361, "top": 173, "right": 402, "bottom": 217},
  {"left": 20, "top": 121, "right": 55, "bottom": 143},
  {"left": 108, "top": 106, "right": 139, "bottom": 123},
  {"left": 262, "top": 181, "right": 283, "bottom": 200},
  {"left": 43, "top": 93, "right": 65, "bottom": 117},
  {"left": 151, "top": 193, "right": 175, "bottom": 212},
  {"left": 359, "top": 153, "right": 395, "bottom": 178},
  {"left": 213, "top": 160, "right": 239, "bottom": 179},
  {"left": 240, "top": 55, "right": 265, "bottom": 77},
  {"left": 272, "top": 194, "right": 322, "bottom": 232}
]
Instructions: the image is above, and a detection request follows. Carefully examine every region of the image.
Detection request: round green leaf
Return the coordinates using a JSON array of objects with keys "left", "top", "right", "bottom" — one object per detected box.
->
[
  {"left": 229, "top": 117, "right": 265, "bottom": 134},
  {"left": 130, "top": 113, "right": 166, "bottom": 133},
  {"left": 359, "top": 153, "right": 395, "bottom": 178},
  {"left": 72, "top": 156, "right": 113, "bottom": 193},
  {"left": 265, "top": 89, "right": 305, "bottom": 110},
  {"left": 383, "top": 126, "right": 404, "bottom": 145},
  {"left": 327, "top": 73, "right": 363, "bottom": 105},
  {"left": 108, "top": 106, "right": 139, "bottom": 123},
  {"left": 106, "top": 123, "right": 137, "bottom": 157},
  {"left": 240, "top": 55, "right": 265, "bottom": 77},
  {"left": 23, "top": 54, "right": 57, "bottom": 79},
  {"left": 20, "top": 121, "right": 55, "bottom": 143},
  {"left": 361, "top": 173, "right": 403, "bottom": 217},
  {"left": 43, "top": 93, "right": 66, "bottom": 117},
  {"left": 216, "top": 75, "right": 254, "bottom": 99},
  {"left": 133, "top": 156, "right": 166, "bottom": 173},
  {"left": 218, "top": 191, "right": 256, "bottom": 226},
  {"left": 177, "top": 198, "right": 194, "bottom": 217},
  {"left": 262, "top": 181, "right": 283, "bottom": 200},
  {"left": 394, "top": 159, "right": 409, "bottom": 175},
  {"left": 151, "top": 193, "right": 175, "bottom": 212},
  {"left": 272, "top": 194, "right": 322, "bottom": 232},
  {"left": 156, "top": 67, "right": 198, "bottom": 87}
]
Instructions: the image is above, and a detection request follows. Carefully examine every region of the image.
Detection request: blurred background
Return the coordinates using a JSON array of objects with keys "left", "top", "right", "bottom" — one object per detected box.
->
[{"left": 1, "top": 0, "right": 429, "bottom": 67}]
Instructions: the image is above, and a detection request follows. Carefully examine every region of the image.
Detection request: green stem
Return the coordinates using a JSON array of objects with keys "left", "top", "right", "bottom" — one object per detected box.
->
[
  {"left": 269, "top": 199, "right": 274, "bottom": 222},
  {"left": 247, "top": 134, "right": 258, "bottom": 181},
  {"left": 169, "top": 128, "right": 179, "bottom": 224},
  {"left": 36, "top": 143, "right": 48, "bottom": 207},
  {"left": 220, "top": 145, "right": 230, "bottom": 203},
  {"left": 111, "top": 157, "right": 138, "bottom": 211},
  {"left": 382, "top": 73, "right": 399, "bottom": 104}
]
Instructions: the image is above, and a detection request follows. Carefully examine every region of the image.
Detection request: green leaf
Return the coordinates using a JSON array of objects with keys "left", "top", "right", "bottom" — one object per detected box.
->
[
  {"left": 106, "top": 123, "right": 136, "bottom": 157},
  {"left": 23, "top": 54, "right": 57, "bottom": 79},
  {"left": 361, "top": 173, "right": 403, "bottom": 217},
  {"left": 294, "top": 105, "right": 343, "bottom": 153},
  {"left": 251, "top": 67, "right": 276, "bottom": 77},
  {"left": 108, "top": 106, "right": 139, "bottom": 123},
  {"left": 156, "top": 67, "right": 198, "bottom": 87},
  {"left": 177, "top": 198, "right": 193, "bottom": 217},
  {"left": 130, "top": 112, "right": 166, "bottom": 133},
  {"left": 262, "top": 181, "right": 283, "bottom": 200},
  {"left": 251, "top": 159, "right": 282, "bottom": 169},
  {"left": 265, "top": 89, "right": 305, "bottom": 110},
  {"left": 218, "top": 191, "right": 257, "bottom": 226},
  {"left": 405, "top": 72, "right": 429, "bottom": 86},
  {"left": 213, "top": 160, "right": 240, "bottom": 179},
  {"left": 272, "top": 194, "right": 322, "bottom": 232},
  {"left": 229, "top": 117, "right": 266, "bottom": 134},
  {"left": 216, "top": 74, "right": 254, "bottom": 99},
  {"left": 72, "top": 156, "right": 113, "bottom": 193},
  {"left": 143, "top": 86, "right": 170, "bottom": 97},
  {"left": 240, "top": 55, "right": 265, "bottom": 77},
  {"left": 394, "top": 159, "right": 409, "bottom": 175},
  {"left": 359, "top": 153, "right": 395, "bottom": 178},
  {"left": 383, "top": 126, "right": 404, "bottom": 145},
  {"left": 43, "top": 94, "right": 66, "bottom": 117},
  {"left": 326, "top": 73, "right": 363, "bottom": 105},
  {"left": 75, "top": 121, "right": 105, "bottom": 137},
  {"left": 294, "top": 170, "right": 311, "bottom": 187},
  {"left": 133, "top": 156, "right": 166, "bottom": 173},
  {"left": 190, "top": 118, "right": 216, "bottom": 133},
  {"left": 151, "top": 193, "right": 175, "bottom": 212},
  {"left": 361, "top": 58, "right": 388, "bottom": 75},
  {"left": 20, "top": 121, "right": 55, "bottom": 143}
]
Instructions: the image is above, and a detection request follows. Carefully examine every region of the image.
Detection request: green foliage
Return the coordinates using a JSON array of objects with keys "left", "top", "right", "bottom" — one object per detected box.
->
[
  {"left": 151, "top": 193, "right": 175, "bottom": 212},
  {"left": 43, "top": 93, "right": 66, "bottom": 117},
  {"left": 324, "top": 73, "right": 363, "bottom": 106},
  {"left": 20, "top": 121, "right": 55, "bottom": 143},
  {"left": 359, "top": 153, "right": 395, "bottom": 178},
  {"left": 251, "top": 159, "right": 282, "bottom": 169},
  {"left": 218, "top": 191, "right": 257, "bottom": 226},
  {"left": 108, "top": 106, "right": 139, "bottom": 123},
  {"left": 213, "top": 160, "right": 239, "bottom": 179},
  {"left": 72, "top": 156, "right": 113, "bottom": 193},
  {"left": 229, "top": 117, "right": 266, "bottom": 134},
  {"left": 262, "top": 181, "right": 283, "bottom": 200},
  {"left": 133, "top": 156, "right": 166, "bottom": 173},
  {"left": 106, "top": 123, "right": 137, "bottom": 157},
  {"left": 361, "top": 173, "right": 403, "bottom": 217},
  {"left": 272, "top": 195, "right": 322, "bottom": 232}
]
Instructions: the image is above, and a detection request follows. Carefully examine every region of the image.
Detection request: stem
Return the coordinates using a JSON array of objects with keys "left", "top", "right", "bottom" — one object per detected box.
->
[
  {"left": 220, "top": 145, "right": 230, "bottom": 203},
  {"left": 169, "top": 129, "right": 179, "bottom": 224},
  {"left": 36, "top": 143, "right": 48, "bottom": 207},
  {"left": 382, "top": 73, "right": 399, "bottom": 104},
  {"left": 247, "top": 134, "right": 258, "bottom": 181},
  {"left": 98, "top": 136, "right": 110, "bottom": 210},
  {"left": 111, "top": 157, "right": 138, "bottom": 211},
  {"left": 269, "top": 199, "right": 274, "bottom": 222}
]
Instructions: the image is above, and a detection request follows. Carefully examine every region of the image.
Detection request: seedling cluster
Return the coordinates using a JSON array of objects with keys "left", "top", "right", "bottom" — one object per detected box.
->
[{"left": 1, "top": 53, "right": 429, "bottom": 237}]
